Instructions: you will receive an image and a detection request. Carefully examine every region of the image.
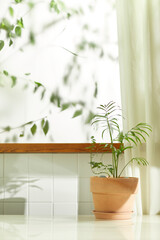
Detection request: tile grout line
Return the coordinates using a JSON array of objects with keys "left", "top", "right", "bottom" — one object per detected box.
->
[
  {"left": 3, "top": 153, "right": 4, "bottom": 215},
  {"left": 77, "top": 153, "right": 79, "bottom": 216},
  {"left": 28, "top": 153, "right": 30, "bottom": 216},
  {"left": 52, "top": 153, "right": 54, "bottom": 217}
]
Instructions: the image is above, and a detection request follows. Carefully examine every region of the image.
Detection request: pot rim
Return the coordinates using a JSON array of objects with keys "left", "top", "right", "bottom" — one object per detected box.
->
[{"left": 90, "top": 176, "right": 138, "bottom": 179}]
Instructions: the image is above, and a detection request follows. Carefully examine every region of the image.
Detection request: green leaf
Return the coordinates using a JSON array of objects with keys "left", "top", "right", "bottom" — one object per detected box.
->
[
  {"left": 85, "top": 111, "right": 95, "bottom": 124},
  {"left": 11, "top": 76, "right": 17, "bottom": 87},
  {"left": 0, "top": 18, "right": 14, "bottom": 32},
  {"left": 72, "top": 109, "right": 82, "bottom": 118},
  {"left": 61, "top": 103, "right": 70, "bottom": 111},
  {"left": 19, "top": 131, "right": 24, "bottom": 137},
  {"left": 3, "top": 70, "right": 9, "bottom": 76},
  {"left": 17, "top": 18, "right": 24, "bottom": 28},
  {"left": 28, "top": 2, "right": 35, "bottom": 9},
  {"left": 94, "top": 82, "right": 98, "bottom": 98},
  {"left": 41, "top": 89, "right": 46, "bottom": 100},
  {"left": 29, "top": 31, "right": 35, "bottom": 45},
  {"left": 15, "top": 0, "right": 23, "bottom": 3},
  {"left": 43, "top": 120, "right": 49, "bottom": 135},
  {"left": 15, "top": 26, "right": 21, "bottom": 37},
  {"left": 50, "top": 0, "right": 60, "bottom": 14},
  {"left": 0, "top": 40, "right": 4, "bottom": 51},
  {"left": 9, "top": 39, "right": 13, "bottom": 46},
  {"left": 25, "top": 73, "right": 31, "bottom": 76},
  {"left": 34, "top": 81, "right": 43, "bottom": 87},
  {"left": 33, "top": 82, "right": 43, "bottom": 93},
  {"left": 67, "top": 13, "right": 71, "bottom": 19},
  {"left": 41, "top": 119, "right": 45, "bottom": 128},
  {"left": 50, "top": 92, "right": 61, "bottom": 107},
  {"left": 3, "top": 126, "right": 11, "bottom": 131},
  {"left": 30, "top": 124, "right": 37, "bottom": 135},
  {"left": 9, "top": 7, "right": 14, "bottom": 17}
]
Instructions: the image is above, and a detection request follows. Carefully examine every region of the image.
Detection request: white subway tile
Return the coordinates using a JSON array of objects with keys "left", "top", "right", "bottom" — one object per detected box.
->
[
  {"left": 54, "top": 178, "right": 77, "bottom": 203},
  {"left": 4, "top": 203, "right": 28, "bottom": 215},
  {"left": 78, "top": 178, "right": 92, "bottom": 202},
  {"left": 0, "top": 203, "right": 3, "bottom": 214},
  {"left": 78, "top": 153, "right": 113, "bottom": 178},
  {"left": 4, "top": 178, "right": 28, "bottom": 203},
  {"left": 29, "top": 154, "right": 53, "bottom": 177},
  {"left": 53, "top": 154, "right": 78, "bottom": 177},
  {"left": 0, "top": 154, "right": 3, "bottom": 177},
  {"left": 4, "top": 154, "right": 28, "bottom": 178},
  {"left": 78, "top": 154, "right": 94, "bottom": 177},
  {"left": 54, "top": 203, "right": 78, "bottom": 216},
  {"left": 0, "top": 179, "right": 4, "bottom": 200},
  {"left": 78, "top": 203, "right": 94, "bottom": 215},
  {"left": 29, "top": 203, "right": 52, "bottom": 217},
  {"left": 29, "top": 178, "right": 53, "bottom": 202}
]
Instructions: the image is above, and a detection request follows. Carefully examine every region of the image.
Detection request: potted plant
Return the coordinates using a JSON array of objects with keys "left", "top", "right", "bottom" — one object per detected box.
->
[{"left": 89, "top": 101, "right": 152, "bottom": 220}]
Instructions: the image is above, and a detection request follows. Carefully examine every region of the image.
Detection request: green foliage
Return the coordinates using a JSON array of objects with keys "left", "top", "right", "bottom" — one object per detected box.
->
[
  {"left": 9, "top": 7, "right": 14, "bottom": 17},
  {"left": 85, "top": 111, "right": 95, "bottom": 124},
  {"left": 0, "top": 40, "right": 4, "bottom": 51},
  {"left": 9, "top": 39, "right": 13, "bottom": 46},
  {"left": 61, "top": 103, "right": 70, "bottom": 111},
  {"left": 30, "top": 124, "right": 37, "bottom": 135},
  {"left": 29, "top": 32, "right": 35, "bottom": 45},
  {"left": 90, "top": 101, "right": 152, "bottom": 178},
  {"left": 50, "top": 92, "right": 61, "bottom": 107},
  {"left": 15, "top": 26, "right": 22, "bottom": 37},
  {"left": 3, "top": 70, "right": 9, "bottom": 76},
  {"left": 17, "top": 18, "right": 24, "bottom": 28},
  {"left": 3, "top": 126, "right": 11, "bottom": 132},
  {"left": 72, "top": 109, "right": 82, "bottom": 118},
  {"left": 15, "top": 0, "right": 23, "bottom": 3},
  {"left": 0, "top": 0, "right": 102, "bottom": 143},
  {"left": 2, "top": 70, "right": 17, "bottom": 88},
  {"left": 11, "top": 76, "right": 17, "bottom": 87},
  {"left": 94, "top": 82, "right": 98, "bottom": 98},
  {"left": 43, "top": 120, "right": 49, "bottom": 135},
  {"left": 50, "top": 0, "right": 60, "bottom": 14}
]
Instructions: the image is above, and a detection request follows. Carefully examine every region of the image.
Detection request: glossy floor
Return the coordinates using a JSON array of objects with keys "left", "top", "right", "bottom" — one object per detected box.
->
[{"left": 0, "top": 215, "right": 160, "bottom": 239}]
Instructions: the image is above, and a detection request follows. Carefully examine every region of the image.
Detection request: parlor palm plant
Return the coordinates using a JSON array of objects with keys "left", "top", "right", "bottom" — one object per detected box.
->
[
  {"left": 89, "top": 101, "right": 152, "bottom": 178},
  {"left": 89, "top": 101, "right": 152, "bottom": 220}
]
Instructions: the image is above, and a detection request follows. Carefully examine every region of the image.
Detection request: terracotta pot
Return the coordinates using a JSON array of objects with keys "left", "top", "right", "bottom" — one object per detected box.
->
[{"left": 90, "top": 176, "right": 139, "bottom": 220}]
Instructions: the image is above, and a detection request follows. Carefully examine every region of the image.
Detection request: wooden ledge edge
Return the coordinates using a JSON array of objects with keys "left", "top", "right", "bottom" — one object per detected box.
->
[{"left": 0, "top": 143, "right": 121, "bottom": 153}]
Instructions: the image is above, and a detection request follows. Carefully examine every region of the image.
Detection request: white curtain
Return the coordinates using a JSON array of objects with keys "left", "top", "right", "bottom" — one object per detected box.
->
[{"left": 116, "top": 0, "right": 160, "bottom": 215}]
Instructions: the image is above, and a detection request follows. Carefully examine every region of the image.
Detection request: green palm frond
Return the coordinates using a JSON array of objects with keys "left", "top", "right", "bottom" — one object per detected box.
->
[
  {"left": 124, "top": 123, "right": 152, "bottom": 146},
  {"left": 119, "top": 157, "right": 149, "bottom": 177},
  {"left": 92, "top": 101, "right": 121, "bottom": 137}
]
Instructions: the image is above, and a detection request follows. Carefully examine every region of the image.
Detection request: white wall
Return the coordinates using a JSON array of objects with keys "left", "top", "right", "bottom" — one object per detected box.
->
[
  {"left": 0, "top": 0, "right": 121, "bottom": 143},
  {"left": 0, "top": 152, "right": 113, "bottom": 217}
]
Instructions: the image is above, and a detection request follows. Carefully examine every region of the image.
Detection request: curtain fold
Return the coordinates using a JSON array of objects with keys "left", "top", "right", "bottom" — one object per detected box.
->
[{"left": 116, "top": 0, "right": 160, "bottom": 215}]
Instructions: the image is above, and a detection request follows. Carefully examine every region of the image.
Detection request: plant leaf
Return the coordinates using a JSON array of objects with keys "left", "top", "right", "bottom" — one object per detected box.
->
[
  {"left": 43, "top": 120, "right": 49, "bottom": 135},
  {"left": 61, "top": 103, "right": 70, "bottom": 111},
  {"left": 30, "top": 124, "right": 37, "bottom": 135},
  {"left": 0, "top": 40, "right": 4, "bottom": 51},
  {"left": 72, "top": 109, "right": 82, "bottom": 118},
  {"left": 9, "top": 39, "right": 13, "bottom": 46},
  {"left": 3, "top": 70, "right": 9, "bottom": 76},
  {"left": 17, "top": 18, "right": 24, "bottom": 28},
  {"left": 11, "top": 76, "right": 17, "bottom": 87},
  {"left": 15, "top": 0, "right": 23, "bottom": 3},
  {"left": 15, "top": 26, "right": 21, "bottom": 37},
  {"left": 9, "top": 7, "right": 14, "bottom": 17}
]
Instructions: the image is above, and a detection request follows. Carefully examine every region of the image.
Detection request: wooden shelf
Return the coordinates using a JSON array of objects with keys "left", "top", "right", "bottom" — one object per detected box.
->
[{"left": 0, "top": 143, "right": 121, "bottom": 153}]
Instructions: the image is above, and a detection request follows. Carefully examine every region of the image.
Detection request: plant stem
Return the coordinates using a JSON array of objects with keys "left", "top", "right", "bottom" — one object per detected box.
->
[
  {"left": 118, "top": 159, "right": 133, "bottom": 177},
  {"left": 106, "top": 117, "right": 115, "bottom": 177}
]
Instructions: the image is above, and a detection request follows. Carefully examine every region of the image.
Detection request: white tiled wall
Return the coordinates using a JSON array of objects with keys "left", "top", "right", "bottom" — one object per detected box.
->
[{"left": 0, "top": 153, "right": 112, "bottom": 217}]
